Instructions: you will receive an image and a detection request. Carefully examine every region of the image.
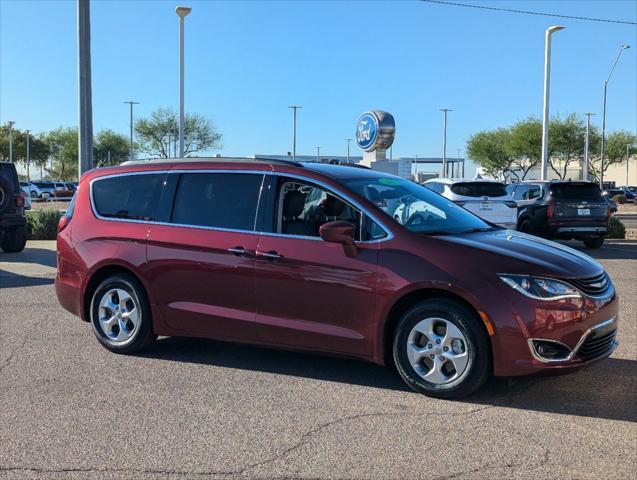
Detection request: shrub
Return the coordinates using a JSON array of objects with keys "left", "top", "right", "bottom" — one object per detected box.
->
[
  {"left": 612, "top": 194, "right": 626, "bottom": 204},
  {"left": 27, "top": 209, "right": 64, "bottom": 240},
  {"left": 607, "top": 216, "right": 626, "bottom": 239}
]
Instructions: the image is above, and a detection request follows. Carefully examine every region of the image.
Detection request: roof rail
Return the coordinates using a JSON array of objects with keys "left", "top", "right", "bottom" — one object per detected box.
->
[{"left": 121, "top": 156, "right": 304, "bottom": 167}]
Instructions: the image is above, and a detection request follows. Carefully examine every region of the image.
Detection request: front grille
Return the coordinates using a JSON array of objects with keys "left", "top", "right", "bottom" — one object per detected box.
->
[
  {"left": 567, "top": 272, "right": 612, "bottom": 297},
  {"left": 576, "top": 328, "right": 617, "bottom": 361}
]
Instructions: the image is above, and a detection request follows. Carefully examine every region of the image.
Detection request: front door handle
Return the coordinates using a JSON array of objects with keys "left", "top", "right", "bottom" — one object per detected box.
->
[
  {"left": 256, "top": 250, "right": 281, "bottom": 260},
  {"left": 227, "top": 247, "right": 246, "bottom": 256}
]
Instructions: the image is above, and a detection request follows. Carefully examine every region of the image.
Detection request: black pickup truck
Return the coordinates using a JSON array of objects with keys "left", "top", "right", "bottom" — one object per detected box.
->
[{"left": 506, "top": 181, "right": 609, "bottom": 249}]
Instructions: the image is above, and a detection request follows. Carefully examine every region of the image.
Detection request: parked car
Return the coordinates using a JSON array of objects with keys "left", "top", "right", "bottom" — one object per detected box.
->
[
  {"left": 423, "top": 179, "right": 517, "bottom": 229},
  {"left": 507, "top": 181, "right": 609, "bottom": 249},
  {"left": 53, "top": 182, "right": 73, "bottom": 198},
  {"left": 0, "top": 162, "right": 28, "bottom": 252},
  {"left": 55, "top": 159, "right": 619, "bottom": 399},
  {"left": 65, "top": 182, "right": 78, "bottom": 193},
  {"left": 616, "top": 186, "right": 636, "bottom": 202},
  {"left": 33, "top": 181, "right": 56, "bottom": 199},
  {"left": 606, "top": 197, "right": 618, "bottom": 213},
  {"left": 20, "top": 181, "right": 42, "bottom": 198}
]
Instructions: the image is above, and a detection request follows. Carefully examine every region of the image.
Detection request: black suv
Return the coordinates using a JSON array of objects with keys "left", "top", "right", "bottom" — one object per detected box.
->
[
  {"left": 0, "top": 162, "right": 27, "bottom": 253},
  {"left": 506, "top": 181, "right": 609, "bottom": 249}
]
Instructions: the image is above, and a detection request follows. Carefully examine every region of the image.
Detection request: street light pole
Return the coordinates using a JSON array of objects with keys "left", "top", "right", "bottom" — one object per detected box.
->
[
  {"left": 315, "top": 146, "right": 321, "bottom": 162},
  {"left": 627, "top": 144, "right": 634, "bottom": 187},
  {"left": 288, "top": 105, "right": 302, "bottom": 161},
  {"left": 7, "top": 121, "right": 15, "bottom": 163},
  {"left": 440, "top": 109, "right": 452, "bottom": 177},
  {"left": 540, "top": 25, "right": 565, "bottom": 181},
  {"left": 77, "top": 0, "right": 94, "bottom": 176},
  {"left": 25, "top": 130, "right": 31, "bottom": 183},
  {"left": 123, "top": 100, "right": 139, "bottom": 161},
  {"left": 456, "top": 149, "right": 461, "bottom": 178},
  {"left": 346, "top": 138, "right": 352, "bottom": 163},
  {"left": 600, "top": 44, "right": 630, "bottom": 189},
  {"left": 176, "top": 6, "right": 192, "bottom": 158},
  {"left": 583, "top": 113, "right": 595, "bottom": 181}
]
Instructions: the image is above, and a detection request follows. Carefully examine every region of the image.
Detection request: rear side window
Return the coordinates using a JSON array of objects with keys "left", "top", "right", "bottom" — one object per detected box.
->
[
  {"left": 551, "top": 184, "right": 601, "bottom": 200},
  {"left": 0, "top": 163, "right": 19, "bottom": 189},
  {"left": 425, "top": 182, "right": 445, "bottom": 194},
  {"left": 92, "top": 173, "right": 163, "bottom": 220},
  {"left": 450, "top": 182, "right": 507, "bottom": 197},
  {"left": 171, "top": 173, "right": 263, "bottom": 231}
]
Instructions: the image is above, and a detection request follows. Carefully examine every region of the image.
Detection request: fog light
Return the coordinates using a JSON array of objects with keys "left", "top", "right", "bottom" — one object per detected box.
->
[{"left": 531, "top": 340, "right": 571, "bottom": 361}]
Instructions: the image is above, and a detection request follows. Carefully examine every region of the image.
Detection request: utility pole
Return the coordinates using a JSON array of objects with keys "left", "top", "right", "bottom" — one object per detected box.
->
[
  {"left": 440, "top": 108, "right": 452, "bottom": 177},
  {"left": 315, "top": 146, "right": 321, "bottom": 162},
  {"left": 345, "top": 138, "right": 352, "bottom": 163},
  {"left": 600, "top": 44, "right": 630, "bottom": 189},
  {"left": 541, "top": 25, "right": 565, "bottom": 181},
  {"left": 456, "top": 149, "right": 461, "bottom": 178},
  {"left": 77, "top": 0, "right": 94, "bottom": 176},
  {"left": 583, "top": 113, "right": 595, "bottom": 181},
  {"left": 176, "top": 6, "right": 192, "bottom": 158},
  {"left": 123, "top": 101, "right": 139, "bottom": 161},
  {"left": 627, "top": 144, "right": 634, "bottom": 187},
  {"left": 288, "top": 105, "right": 302, "bottom": 161},
  {"left": 25, "top": 130, "right": 31, "bottom": 183},
  {"left": 7, "top": 121, "right": 15, "bottom": 163}
]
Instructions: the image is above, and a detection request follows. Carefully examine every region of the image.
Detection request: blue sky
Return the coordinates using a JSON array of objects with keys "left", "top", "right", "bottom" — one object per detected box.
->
[{"left": 1, "top": 0, "right": 636, "bottom": 159}]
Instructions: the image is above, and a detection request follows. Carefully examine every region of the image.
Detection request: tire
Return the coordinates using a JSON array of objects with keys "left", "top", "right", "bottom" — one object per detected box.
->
[
  {"left": 90, "top": 274, "right": 156, "bottom": 354},
  {"left": 0, "top": 177, "right": 12, "bottom": 214},
  {"left": 30, "top": 190, "right": 38, "bottom": 198},
  {"left": 583, "top": 237, "right": 604, "bottom": 249},
  {"left": 0, "top": 226, "right": 27, "bottom": 253},
  {"left": 392, "top": 298, "right": 491, "bottom": 399},
  {"left": 518, "top": 219, "right": 532, "bottom": 234}
]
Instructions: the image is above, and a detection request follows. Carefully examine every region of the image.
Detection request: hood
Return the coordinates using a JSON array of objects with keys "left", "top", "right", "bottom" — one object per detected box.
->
[{"left": 433, "top": 229, "right": 603, "bottom": 279}]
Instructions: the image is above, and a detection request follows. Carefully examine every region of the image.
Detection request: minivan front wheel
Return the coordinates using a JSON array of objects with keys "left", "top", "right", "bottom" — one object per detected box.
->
[
  {"left": 583, "top": 237, "right": 604, "bottom": 249},
  {"left": 393, "top": 299, "right": 490, "bottom": 399},
  {"left": 90, "top": 274, "right": 156, "bottom": 353}
]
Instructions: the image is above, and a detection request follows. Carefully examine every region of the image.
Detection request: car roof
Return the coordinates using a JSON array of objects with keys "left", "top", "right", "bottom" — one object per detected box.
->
[{"left": 424, "top": 178, "right": 504, "bottom": 185}]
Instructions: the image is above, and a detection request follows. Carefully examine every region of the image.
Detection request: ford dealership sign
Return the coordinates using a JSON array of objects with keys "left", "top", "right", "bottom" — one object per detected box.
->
[{"left": 355, "top": 110, "right": 395, "bottom": 152}]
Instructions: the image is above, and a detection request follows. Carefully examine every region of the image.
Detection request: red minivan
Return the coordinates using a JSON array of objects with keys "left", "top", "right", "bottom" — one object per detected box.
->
[{"left": 55, "top": 159, "right": 619, "bottom": 398}]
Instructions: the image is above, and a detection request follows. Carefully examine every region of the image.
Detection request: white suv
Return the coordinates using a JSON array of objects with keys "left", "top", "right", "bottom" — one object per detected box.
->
[{"left": 424, "top": 179, "right": 517, "bottom": 229}]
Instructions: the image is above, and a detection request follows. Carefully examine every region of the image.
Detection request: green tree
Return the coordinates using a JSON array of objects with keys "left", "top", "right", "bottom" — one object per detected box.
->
[
  {"left": 135, "top": 107, "right": 222, "bottom": 158},
  {"left": 506, "top": 117, "right": 542, "bottom": 180},
  {"left": 46, "top": 127, "right": 78, "bottom": 181},
  {"left": 466, "top": 129, "right": 515, "bottom": 180},
  {"left": 0, "top": 123, "right": 49, "bottom": 169},
  {"left": 94, "top": 129, "right": 130, "bottom": 167}
]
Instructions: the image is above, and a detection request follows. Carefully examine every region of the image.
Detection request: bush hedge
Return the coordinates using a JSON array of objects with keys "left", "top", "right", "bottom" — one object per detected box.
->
[
  {"left": 612, "top": 194, "right": 626, "bottom": 204},
  {"left": 607, "top": 216, "right": 626, "bottom": 239},
  {"left": 26, "top": 209, "right": 64, "bottom": 240}
]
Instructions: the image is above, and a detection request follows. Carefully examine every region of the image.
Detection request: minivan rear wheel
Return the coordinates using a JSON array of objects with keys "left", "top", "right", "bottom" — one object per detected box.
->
[
  {"left": 392, "top": 299, "right": 490, "bottom": 399},
  {"left": 90, "top": 274, "right": 156, "bottom": 353}
]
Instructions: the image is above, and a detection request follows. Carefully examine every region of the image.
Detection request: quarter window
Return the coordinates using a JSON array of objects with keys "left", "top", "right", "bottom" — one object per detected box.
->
[
  {"left": 171, "top": 173, "right": 263, "bottom": 231},
  {"left": 92, "top": 173, "right": 164, "bottom": 221}
]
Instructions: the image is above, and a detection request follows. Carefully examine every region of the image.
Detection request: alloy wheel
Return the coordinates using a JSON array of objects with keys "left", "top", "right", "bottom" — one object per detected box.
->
[
  {"left": 406, "top": 317, "right": 469, "bottom": 385},
  {"left": 97, "top": 288, "right": 140, "bottom": 344}
]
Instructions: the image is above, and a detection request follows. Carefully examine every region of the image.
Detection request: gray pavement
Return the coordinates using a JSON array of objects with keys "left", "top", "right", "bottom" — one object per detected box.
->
[
  {"left": 1, "top": 240, "right": 636, "bottom": 479},
  {"left": 616, "top": 214, "right": 637, "bottom": 230}
]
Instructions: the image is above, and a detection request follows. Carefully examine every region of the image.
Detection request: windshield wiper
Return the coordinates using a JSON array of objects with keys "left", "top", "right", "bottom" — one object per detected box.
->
[{"left": 461, "top": 227, "right": 499, "bottom": 234}]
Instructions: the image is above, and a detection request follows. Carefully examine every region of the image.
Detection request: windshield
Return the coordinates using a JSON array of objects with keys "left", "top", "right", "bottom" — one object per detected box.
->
[
  {"left": 551, "top": 183, "right": 601, "bottom": 200},
  {"left": 450, "top": 182, "right": 507, "bottom": 198},
  {"left": 343, "top": 177, "right": 495, "bottom": 235}
]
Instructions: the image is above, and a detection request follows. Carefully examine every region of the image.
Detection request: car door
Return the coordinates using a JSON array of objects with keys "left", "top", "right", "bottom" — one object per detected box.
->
[
  {"left": 146, "top": 171, "right": 265, "bottom": 339},
  {"left": 252, "top": 174, "right": 384, "bottom": 358}
]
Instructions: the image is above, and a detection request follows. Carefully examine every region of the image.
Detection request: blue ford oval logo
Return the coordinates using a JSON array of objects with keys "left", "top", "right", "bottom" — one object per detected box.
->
[{"left": 356, "top": 112, "right": 379, "bottom": 152}]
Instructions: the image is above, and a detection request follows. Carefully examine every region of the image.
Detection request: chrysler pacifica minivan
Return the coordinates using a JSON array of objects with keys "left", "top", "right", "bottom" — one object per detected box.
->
[{"left": 55, "top": 159, "right": 619, "bottom": 398}]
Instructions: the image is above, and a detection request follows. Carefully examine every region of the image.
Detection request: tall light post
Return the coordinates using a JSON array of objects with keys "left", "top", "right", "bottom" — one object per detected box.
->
[
  {"left": 77, "top": 0, "right": 94, "bottom": 176},
  {"left": 345, "top": 138, "right": 352, "bottom": 163},
  {"left": 315, "top": 146, "right": 321, "bottom": 162},
  {"left": 123, "top": 101, "right": 139, "bottom": 161},
  {"left": 176, "top": 6, "right": 192, "bottom": 158},
  {"left": 583, "top": 113, "right": 595, "bottom": 181},
  {"left": 440, "top": 108, "right": 452, "bottom": 177},
  {"left": 627, "top": 144, "right": 635, "bottom": 187},
  {"left": 600, "top": 44, "right": 630, "bottom": 188},
  {"left": 25, "top": 130, "right": 31, "bottom": 183},
  {"left": 7, "top": 121, "right": 15, "bottom": 163},
  {"left": 288, "top": 105, "right": 302, "bottom": 161},
  {"left": 540, "top": 25, "right": 565, "bottom": 181},
  {"left": 456, "top": 149, "right": 461, "bottom": 178}
]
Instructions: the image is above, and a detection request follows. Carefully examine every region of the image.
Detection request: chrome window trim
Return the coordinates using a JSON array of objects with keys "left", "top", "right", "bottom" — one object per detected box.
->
[
  {"left": 527, "top": 316, "right": 618, "bottom": 363},
  {"left": 88, "top": 169, "right": 394, "bottom": 244}
]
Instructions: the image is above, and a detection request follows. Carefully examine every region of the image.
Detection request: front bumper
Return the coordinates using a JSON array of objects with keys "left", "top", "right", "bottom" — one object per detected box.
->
[{"left": 486, "top": 280, "right": 619, "bottom": 377}]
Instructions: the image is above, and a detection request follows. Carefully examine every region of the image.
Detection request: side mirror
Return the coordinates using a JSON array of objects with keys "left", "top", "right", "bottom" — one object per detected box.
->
[{"left": 319, "top": 220, "right": 357, "bottom": 257}]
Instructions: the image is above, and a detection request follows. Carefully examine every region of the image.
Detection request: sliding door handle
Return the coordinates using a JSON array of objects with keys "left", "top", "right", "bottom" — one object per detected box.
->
[
  {"left": 256, "top": 250, "right": 281, "bottom": 260},
  {"left": 227, "top": 247, "right": 246, "bottom": 256}
]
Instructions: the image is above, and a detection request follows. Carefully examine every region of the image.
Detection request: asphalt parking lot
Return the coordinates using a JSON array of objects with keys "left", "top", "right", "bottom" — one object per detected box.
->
[{"left": 1, "top": 240, "right": 635, "bottom": 479}]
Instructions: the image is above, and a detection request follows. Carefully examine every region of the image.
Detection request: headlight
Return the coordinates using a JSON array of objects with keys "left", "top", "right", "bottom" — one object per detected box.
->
[{"left": 498, "top": 274, "right": 582, "bottom": 301}]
